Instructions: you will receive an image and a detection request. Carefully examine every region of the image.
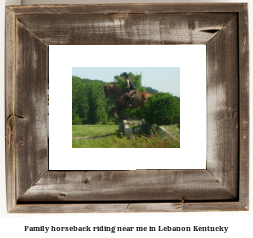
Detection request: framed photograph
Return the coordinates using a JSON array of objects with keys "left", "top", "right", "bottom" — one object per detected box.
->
[{"left": 5, "top": 3, "right": 249, "bottom": 212}]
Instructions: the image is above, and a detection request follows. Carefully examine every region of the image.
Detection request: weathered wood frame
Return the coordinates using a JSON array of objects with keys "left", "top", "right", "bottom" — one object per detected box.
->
[{"left": 5, "top": 4, "right": 249, "bottom": 213}]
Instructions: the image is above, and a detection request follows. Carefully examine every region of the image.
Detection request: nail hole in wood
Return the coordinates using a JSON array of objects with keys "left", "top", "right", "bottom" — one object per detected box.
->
[
  {"left": 84, "top": 179, "right": 90, "bottom": 184},
  {"left": 57, "top": 193, "right": 66, "bottom": 198}
]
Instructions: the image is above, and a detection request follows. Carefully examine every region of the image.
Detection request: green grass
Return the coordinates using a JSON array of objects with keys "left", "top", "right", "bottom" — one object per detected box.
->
[
  {"left": 72, "top": 125, "right": 118, "bottom": 138},
  {"left": 72, "top": 134, "right": 120, "bottom": 148},
  {"left": 72, "top": 124, "right": 180, "bottom": 148},
  {"left": 72, "top": 125, "right": 120, "bottom": 148}
]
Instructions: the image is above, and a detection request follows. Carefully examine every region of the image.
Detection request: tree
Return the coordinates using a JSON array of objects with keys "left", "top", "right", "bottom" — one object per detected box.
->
[
  {"left": 72, "top": 76, "right": 89, "bottom": 124},
  {"left": 145, "top": 86, "right": 158, "bottom": 95},
  {"left": 87, "top": 83, "right": 108, "bottom": 124},
  {"left": 113, "top": 72, "right": 146, "bottom": 92},
  {"left": 143, "top": 92, "right": 180, "bottom": 126},
  {"left": 72, "top": 76, "right": 108, "bottom": 125}
]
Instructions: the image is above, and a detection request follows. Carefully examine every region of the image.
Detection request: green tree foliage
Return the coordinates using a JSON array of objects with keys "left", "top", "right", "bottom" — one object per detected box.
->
[
  {"left": 87, "top": 84, "right": 108, "bottom": 124},
  {"left": 72, "top": 76, "right": 108, "bottom": 125},
  {"left": 143, "top": 92, "right": 180, "bottom": 126},
  {"left": 113, "top": 72, "right": 146, "bottom": 92},
  {"left": 72, "top": 76, "right": 89, "bottom": 124},
  {"left": 145, "top": 86, "right": 158, "bottom": 95}
]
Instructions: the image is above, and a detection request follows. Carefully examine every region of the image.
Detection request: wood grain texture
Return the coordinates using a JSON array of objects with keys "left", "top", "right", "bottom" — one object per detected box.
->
[
  {"left": 7, "top": 3, "right": 246, "bottom": 15},
  {"left": 125, "top": 202, "right": 247, "bottom": 213},
  {"left": 5, "top": 7, "right": 17, "bottom": 212},
  {"left": 238, "top": 4, "right": 249, "bottom": 208},
  {"left": 206, "top": 16, "right": 239, "bottom": 198},
  {"left": 10, "top": 202, "right": 247, "bottom": 213},
  {"left": 15, "top": 20, "right": 48, "bottom": 200},
  {"left": 16, "top": 13, "right": 235, "bottom": 45},
  {"left": 5, "top": 3, "right": 249, "bottom": 213},
  {"left": 18, "top": 170, "right": 236, "bottom": 203}
]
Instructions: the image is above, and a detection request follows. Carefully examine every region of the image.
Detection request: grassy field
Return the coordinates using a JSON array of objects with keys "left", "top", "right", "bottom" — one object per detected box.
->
[
  {"left": 72, "top": 125, "right": 118, "bottom": 138},
  {"left": 72, "top": 124, "right": 180, "bottom": 148}
]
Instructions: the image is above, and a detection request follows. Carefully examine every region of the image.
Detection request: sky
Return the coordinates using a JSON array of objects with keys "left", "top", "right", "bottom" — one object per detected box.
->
[{"left": 72, "top": 67, "right": 180, "bottom": 97}]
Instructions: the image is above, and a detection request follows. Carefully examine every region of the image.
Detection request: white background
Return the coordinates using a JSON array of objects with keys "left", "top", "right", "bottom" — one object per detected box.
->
[
  {"left": 1, "top": 0, "right": 252, "bottom": 237},
  {"left": 49, "top": 45, "right": 206, "bottom": 170}
]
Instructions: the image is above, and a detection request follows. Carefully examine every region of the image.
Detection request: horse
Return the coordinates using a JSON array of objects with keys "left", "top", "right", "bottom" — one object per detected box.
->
[{"left": 103, "top": 84, "right": 151, "bottom": 119}]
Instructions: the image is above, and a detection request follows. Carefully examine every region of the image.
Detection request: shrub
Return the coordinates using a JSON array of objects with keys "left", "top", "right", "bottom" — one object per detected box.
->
[
  {"left": 127, "top": 107, "right": 143, "bottom": 119},
  {"left": 143, "top": 92, "right": 180, "bottom": 126}
]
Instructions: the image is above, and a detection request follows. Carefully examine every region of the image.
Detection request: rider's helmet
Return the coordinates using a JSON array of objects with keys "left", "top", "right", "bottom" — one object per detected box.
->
[{"left": 122, "top": 72, "right": 129, "bottom": 78}]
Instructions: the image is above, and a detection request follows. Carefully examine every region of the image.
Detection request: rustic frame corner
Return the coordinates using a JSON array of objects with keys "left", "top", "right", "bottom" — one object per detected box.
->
[{"left": 5, "top": 3, "right": 249, "bottom": 213}]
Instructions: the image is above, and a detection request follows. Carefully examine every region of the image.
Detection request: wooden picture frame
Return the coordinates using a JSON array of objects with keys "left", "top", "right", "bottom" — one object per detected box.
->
[{"left": 5, "top": 3, "right": 249, "bottom": 213}]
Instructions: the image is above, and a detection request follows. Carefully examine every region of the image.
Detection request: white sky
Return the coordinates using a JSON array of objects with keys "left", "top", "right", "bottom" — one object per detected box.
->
[{"left": 72, "top": 67, "right": 180, "bottom": 97}]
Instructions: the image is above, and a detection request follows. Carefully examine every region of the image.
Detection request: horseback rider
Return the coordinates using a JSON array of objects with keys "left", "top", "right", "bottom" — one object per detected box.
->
[{"left": 122, "top": 72, "right": 137, "bottom": 107}]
